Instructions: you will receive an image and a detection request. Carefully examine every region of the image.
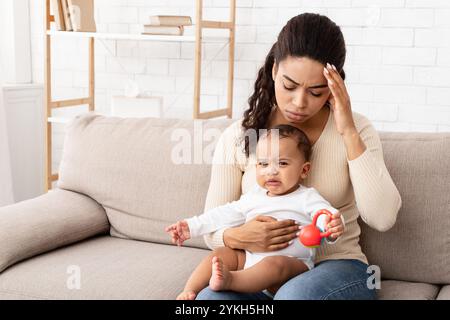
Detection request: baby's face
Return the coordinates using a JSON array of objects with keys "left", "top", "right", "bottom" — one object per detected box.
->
[{"left": 256, "top": 135, "right": 310, "bottom": 196}]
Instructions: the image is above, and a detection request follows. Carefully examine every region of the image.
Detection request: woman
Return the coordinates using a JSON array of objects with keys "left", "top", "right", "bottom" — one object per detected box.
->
[{"left": 196, "top": 13, "right": 402, "bottom": 300}]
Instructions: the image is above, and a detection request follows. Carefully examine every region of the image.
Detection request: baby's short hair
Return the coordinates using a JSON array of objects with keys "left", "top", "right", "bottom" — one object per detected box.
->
[{"left": 260, "top": 124, "right": 312, "bottom": 161}]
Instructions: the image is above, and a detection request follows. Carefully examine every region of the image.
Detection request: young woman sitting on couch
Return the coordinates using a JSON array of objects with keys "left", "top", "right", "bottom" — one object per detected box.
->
[{"left": 196, "top": 12, "right": 402, "bottom": 300}]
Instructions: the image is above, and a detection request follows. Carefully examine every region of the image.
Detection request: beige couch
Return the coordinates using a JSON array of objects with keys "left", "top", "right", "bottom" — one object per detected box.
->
[{"left": 0, "top": 113, "right": 449, "bottom": 300}]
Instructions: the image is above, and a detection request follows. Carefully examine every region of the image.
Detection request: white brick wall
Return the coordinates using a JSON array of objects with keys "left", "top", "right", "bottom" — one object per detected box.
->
[{"left": 28, "top": 0, "right": 450, "bottom": 168}]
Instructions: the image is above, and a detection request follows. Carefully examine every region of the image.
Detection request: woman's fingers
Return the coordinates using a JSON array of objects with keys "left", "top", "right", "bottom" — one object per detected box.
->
[
  {"left": 269, "top": 230, "right": 299, "bottom": 245},
  {"left": 323, "top": 68, "right": 340, "bottom": 103},
  {"left": 269, "top": 234, "right": 296, "bottom": 246},
  {"left": 324, "top": 68, "right": 346, "bottom": 104},
  {"left": 269, "top": 224, "right": 300, "bottom": 238},
  {"left": 255, "top": 216, "right": 298, "bottom": 229},
  {"left": 267, "top": 242, "right": 292, "bottom": 252},
  {"left": 323, "top": 64, "right": 350, "bottom": 107},
  {"left": 268, "top": 219, "right": 298, "bottom": 231},
  {"left": 326, "top": 63, "right": 348, "bottom": 95},
  {"left": 252, "top": 217, "right": 302, "bottom": 251},
  {"left": 255, "top": 215, "right": 277, "bottom": 223}
]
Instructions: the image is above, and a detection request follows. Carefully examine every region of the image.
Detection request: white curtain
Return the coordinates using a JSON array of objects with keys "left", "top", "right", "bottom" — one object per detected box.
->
[{"left": 0, "top": 82, "right": 14, "bottom": 206}]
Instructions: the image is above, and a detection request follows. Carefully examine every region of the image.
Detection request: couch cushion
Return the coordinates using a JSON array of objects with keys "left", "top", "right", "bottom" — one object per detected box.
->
[
  {"left": 0, "top": 236, "right": 209, "bottom": 299},
  {"left": 377, "top": 280, "right": 440, "bottom": 300},
  {"left": 0, "top": 188, "right": 109, "bottom": 274},
  {"left": 359, "top": 132, "right": 450, "bottom": 284},
  {"left": 57, "top": 114, "right": 235, "bottom": 250},
  {"left": 436, "top": 286, "right": 450, "bottom": 300}
]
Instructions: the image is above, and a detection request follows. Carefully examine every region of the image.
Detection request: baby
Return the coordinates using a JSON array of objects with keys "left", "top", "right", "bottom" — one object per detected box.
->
[{"left": 165, "top": 124, "right": 344, "bottom": 300}]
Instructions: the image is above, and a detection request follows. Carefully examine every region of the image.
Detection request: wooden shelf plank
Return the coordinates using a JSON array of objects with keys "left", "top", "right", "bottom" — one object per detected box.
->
[
  {"left": 201, "top": 20, "right": 234, "bottom": 29},
  {"left": 50, "top": 98, "right": 92, "bottom": 108},
  {"left": 196, "top": 108, "right": 230, "bottom": 119},
  {"left": 46, "top": 30, "right": 228, "bottom": 43}
]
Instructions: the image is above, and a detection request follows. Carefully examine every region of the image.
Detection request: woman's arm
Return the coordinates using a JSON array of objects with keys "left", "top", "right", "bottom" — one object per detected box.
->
[
  {"left": 333, "top": 112, "right": 402, "bottom": 232},
  {"left": 342, "top": 128, "right": 366, "bottom": 160},
  {"left": 347, "top": 118, "right": 402, "bottom": 232},
  {"left": 340, "top": 118, "right": 402, "bottom": 232},
  {"left": 324, "top": 64, "right": 402, "bottom": 232}
]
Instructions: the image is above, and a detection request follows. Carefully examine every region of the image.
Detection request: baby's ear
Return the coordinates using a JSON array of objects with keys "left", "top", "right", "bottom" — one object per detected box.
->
[{"left": 300, "top": 162, "right": 311, "bottom": 178}]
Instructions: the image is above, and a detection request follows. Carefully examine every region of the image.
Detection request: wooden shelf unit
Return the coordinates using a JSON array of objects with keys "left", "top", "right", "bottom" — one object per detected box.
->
[{"left": 44, "top": 0, "right": 236, "bottom": 191}]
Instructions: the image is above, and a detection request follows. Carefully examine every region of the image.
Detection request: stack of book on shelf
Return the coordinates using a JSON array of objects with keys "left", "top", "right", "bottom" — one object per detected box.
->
[
  {"left": 51, "top": 0, "right": 96, "bottom": 32},
  {"left": 142, "top": 15, "right": 193, "bottom": 36}
]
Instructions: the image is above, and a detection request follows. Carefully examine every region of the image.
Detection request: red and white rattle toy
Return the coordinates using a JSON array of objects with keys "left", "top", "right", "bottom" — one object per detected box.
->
[{"left": 299, "top": 209, "right": 334, "bottom": 248}]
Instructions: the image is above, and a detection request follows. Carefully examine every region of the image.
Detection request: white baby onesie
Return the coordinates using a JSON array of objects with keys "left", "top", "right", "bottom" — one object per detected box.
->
[{"left": 186, "top": 184, "right": 339, "bottom": 270}]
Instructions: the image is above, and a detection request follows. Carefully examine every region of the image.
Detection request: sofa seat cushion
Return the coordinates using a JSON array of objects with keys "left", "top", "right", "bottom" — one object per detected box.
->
[
  {"left": 0, "top": 236, "right": 209, "bottom": 300},
  {"left": 437, "top": 286, "right": 450, "bottom": 300},
  {"left": 377, "top": 280, "right": 440, "bottom": 300}
]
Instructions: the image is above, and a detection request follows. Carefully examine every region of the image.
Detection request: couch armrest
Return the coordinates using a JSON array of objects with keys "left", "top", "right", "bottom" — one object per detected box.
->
[{"left": 0, "top": 188, "right": 109, "bottom": 273}]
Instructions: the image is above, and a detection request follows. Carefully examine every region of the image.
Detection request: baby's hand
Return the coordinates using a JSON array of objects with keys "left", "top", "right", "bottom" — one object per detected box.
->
[
  {"left": 324, "top": 211, "right": 344, "bottom": 240},
  {"left": 165, "top": 220, "right": 191, "bottom": 246}
]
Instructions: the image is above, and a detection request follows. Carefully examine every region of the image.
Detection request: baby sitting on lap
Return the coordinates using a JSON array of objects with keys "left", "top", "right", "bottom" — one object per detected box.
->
[{"left": 165, "top": 124, "right": 344, "bottom": 300}]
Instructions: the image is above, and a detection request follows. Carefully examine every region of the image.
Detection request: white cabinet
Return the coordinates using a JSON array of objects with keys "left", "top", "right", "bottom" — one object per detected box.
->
[{"left": 2, "top": 84, "right": 45, "bottom": 202}]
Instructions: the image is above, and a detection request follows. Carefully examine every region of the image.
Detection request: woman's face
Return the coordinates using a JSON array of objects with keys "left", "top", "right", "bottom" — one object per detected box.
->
[{"left": 272, "top": 56, "right": 331, "bottom": 125}]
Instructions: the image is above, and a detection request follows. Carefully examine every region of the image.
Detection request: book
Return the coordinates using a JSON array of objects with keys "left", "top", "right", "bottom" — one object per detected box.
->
[
  {"left": 142, "top": 25, "right": 184, "bottom": 36},
  {"left": 148, "top": 15, "right": 192, "bottom": 27},
  {"left": 67, "top": 0, "right": 97, "bottom": 32},
  {"left": 51, "top": 0, "right": 66, "bottom": 31},
  {"left": 60, "top": 0, "right": 73, "bottom": 31}
]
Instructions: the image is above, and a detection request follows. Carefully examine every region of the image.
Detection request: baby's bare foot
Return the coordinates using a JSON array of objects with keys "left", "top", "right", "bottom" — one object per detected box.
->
[
  {"left": 176, "top": 290, "right": 197, "bottom": 300},
  {"left": 209, "top": 256, "right": 231, "bottom": 291}
]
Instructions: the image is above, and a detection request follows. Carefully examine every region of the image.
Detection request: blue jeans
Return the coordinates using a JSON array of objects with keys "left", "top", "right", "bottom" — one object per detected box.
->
[{"left": 196, "top": 259, "right": 377, "bottom": 300}]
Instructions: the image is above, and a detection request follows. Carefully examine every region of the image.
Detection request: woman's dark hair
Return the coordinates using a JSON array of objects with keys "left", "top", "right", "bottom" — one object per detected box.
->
[
  {"left": 241, "top": 13, "right": 346, "bottom": 157},
  {"left": 261, "top": 124, "right": 312, "bottom": 162}
]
